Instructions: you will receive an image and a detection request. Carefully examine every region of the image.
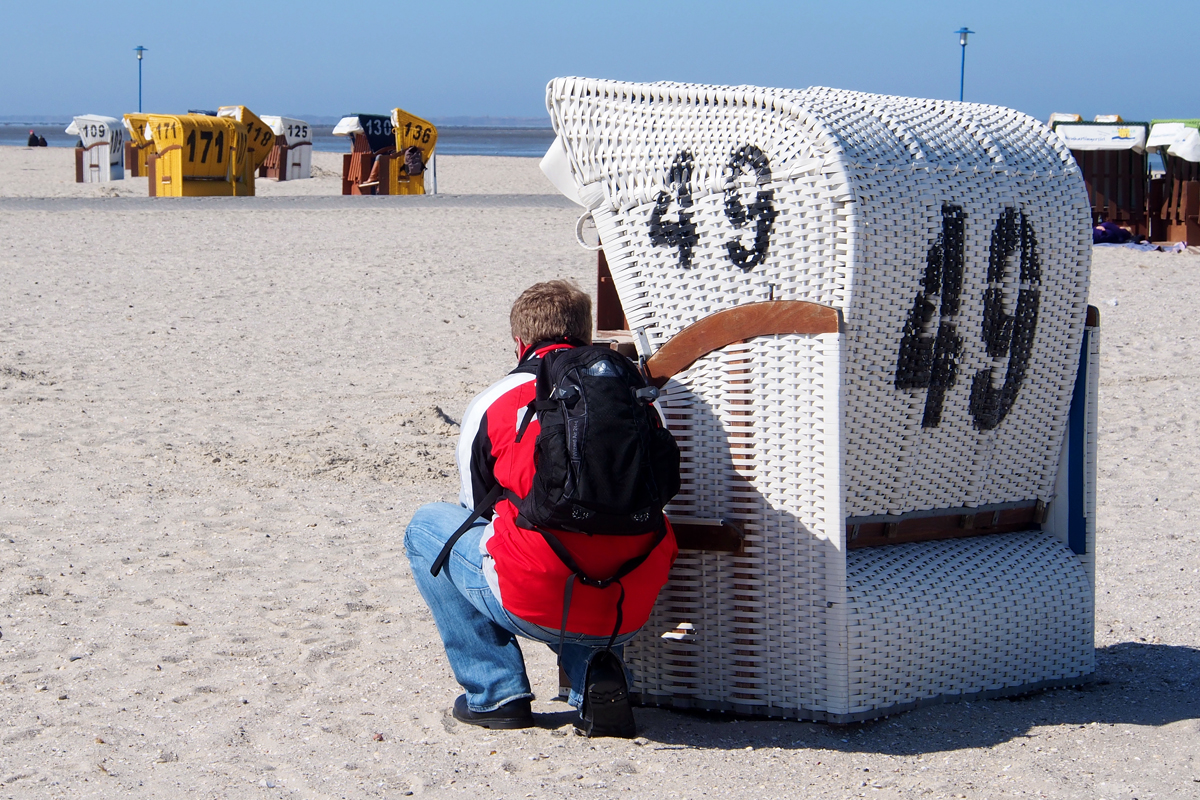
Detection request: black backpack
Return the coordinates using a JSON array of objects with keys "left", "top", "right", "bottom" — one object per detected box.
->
[
  {"left": 430, "top": 345, "right": 681, "bottom": 647},
  {"left": 514, "top": 345, "right": 680, "bottom": 536}
]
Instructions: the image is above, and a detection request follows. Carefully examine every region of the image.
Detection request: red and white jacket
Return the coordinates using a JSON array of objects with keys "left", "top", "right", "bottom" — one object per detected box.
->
[{"left": 456, "top": 341, "right": 677, "bottom": 636}]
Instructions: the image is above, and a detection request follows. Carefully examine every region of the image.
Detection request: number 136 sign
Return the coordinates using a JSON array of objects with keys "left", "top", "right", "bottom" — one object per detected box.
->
[{"left": 392, "top": 108, "right": 438, "bottom": 159}]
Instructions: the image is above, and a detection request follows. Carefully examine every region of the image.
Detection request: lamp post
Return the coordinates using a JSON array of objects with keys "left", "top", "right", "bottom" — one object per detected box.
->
[
  {"left": 134, "top": 46, "right": 148, "bottom": 112},
  {"left": 955, "top": 28, "right": 974, "bottom": 102}
]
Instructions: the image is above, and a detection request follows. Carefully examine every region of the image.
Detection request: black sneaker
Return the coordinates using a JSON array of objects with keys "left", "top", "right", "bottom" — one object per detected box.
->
[
  {"left": 575, "top": 650, "right": 637, "bottom": 738},
  {"left": 452, "top": 695, "right": 534, "bottom": 730}
]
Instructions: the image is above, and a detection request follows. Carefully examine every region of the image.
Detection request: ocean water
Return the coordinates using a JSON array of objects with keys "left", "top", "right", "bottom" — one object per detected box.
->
[
  {"left": 0, "top": 123, "right": 556, "bottom": 158},
  {"left": 312, "top": 125, "right": 555, "bottom": 157}
]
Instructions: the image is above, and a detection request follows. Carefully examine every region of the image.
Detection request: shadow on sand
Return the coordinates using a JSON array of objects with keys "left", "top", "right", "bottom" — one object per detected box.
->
[{"left": 603, "top": 642, "right": 1200, "bottom": 754}]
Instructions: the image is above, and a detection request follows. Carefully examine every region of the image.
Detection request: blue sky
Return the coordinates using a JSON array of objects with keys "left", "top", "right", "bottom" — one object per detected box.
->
[{"left": 1, "top": 0, "right": 1196, "bottom": 123}]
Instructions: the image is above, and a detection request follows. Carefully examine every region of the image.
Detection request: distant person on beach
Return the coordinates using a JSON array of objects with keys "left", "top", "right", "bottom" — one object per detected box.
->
[
  {"left": 27, "top": 130, "right": 38, "bottom": 147},
  {"left": 405, "top": 280, "right": 678, "bottom": 737},
  {"left": 37, "top": 135, "right": 47, "bottom": 147}
]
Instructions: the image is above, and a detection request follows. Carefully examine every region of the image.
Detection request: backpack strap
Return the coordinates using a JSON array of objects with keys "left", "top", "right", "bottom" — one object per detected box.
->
[
  {"left": 513, "top": 398, "right": 558, "bottom": 444},
  {"left": 553, "top": 577, "right": 625, "bottom": 661},
  {"left": 428, "top": 483, "right": 504, "bottom": 578},
  {"left": 529, "top": 523, "right": 668, "bottom": 589},
  {"left": 606, "top": 583, "right": 626, "bottom": 653},
  {"left": 524, "top": 520, "right": 668, "bottom": 662},
  {"left": 557, "top": 574, "right": 576, "bottom": 667}
]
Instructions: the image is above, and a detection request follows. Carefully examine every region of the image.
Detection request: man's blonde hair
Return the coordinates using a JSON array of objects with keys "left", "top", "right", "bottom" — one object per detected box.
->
[{"left": 510, "top": 280, "right": 593, "bottom": 345}]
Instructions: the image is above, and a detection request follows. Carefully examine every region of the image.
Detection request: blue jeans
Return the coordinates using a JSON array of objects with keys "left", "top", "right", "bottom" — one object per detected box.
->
[{"left": 404, "top": 502, "right": 635, "bottom": 712}]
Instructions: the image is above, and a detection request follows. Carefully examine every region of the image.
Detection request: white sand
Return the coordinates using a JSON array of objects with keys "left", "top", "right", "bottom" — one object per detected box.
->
[
  {"left": 1, "top": 145, "right": 1198, "bottom": 799},
  {"left": 0, "top": 147, "right": 554, "bottom": 197}
]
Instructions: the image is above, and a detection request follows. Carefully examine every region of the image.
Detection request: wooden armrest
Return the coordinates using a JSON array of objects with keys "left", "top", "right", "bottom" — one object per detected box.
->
[
  {"left": 643, "top": 300, "right": 840, "bottom": 386},
  {"left": 670, "top": 517, "right": 744, "bottom": 553},
  {"left": 846, "top": 501, "right": 1043, "bottom": 548}
]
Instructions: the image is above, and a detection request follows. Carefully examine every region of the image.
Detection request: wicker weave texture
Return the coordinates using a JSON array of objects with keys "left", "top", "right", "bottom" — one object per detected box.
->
[
  {"left": 636, "top": 335, "right": 843, "bottom": 714},
  {"left": 545, "top": 78, "right": 1095, "bottom": 719},
  {"left": 843, "top": 533, "right": 1094, "bottom": 714},
  {"left": 546, "top": 78, "right": 1092, "bottom": 518}
]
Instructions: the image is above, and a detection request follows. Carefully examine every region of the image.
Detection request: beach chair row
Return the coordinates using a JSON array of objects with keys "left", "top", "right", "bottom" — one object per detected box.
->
[
  {"left": 71, "top": 109, "right": 310, "bottom": 193},
  {"left": 67, "top": 107, "right": 437, "bottom": 198},
  {"left": 333, "top": 110, "right": 438, "bottom": 195}
]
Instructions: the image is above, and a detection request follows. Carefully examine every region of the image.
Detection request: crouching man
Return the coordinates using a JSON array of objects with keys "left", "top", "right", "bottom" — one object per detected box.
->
[{"left": 405, "top": 280, "right": 678, "bottom": 737}]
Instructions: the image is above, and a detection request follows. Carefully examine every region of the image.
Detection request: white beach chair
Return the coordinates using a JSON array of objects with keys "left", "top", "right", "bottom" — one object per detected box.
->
[
  {"left": 543, "top": 78, "right": 1099, "bottom": 722},
  {"left": 67, "top": 115, "right": 124, "bottom": 182},
  {"left": 259, "top": 116, "right": 314, "bottom": 180}
]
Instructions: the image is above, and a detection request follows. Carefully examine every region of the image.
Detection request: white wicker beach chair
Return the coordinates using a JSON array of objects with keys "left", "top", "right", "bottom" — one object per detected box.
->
[
  {"left": 258, "top": 116, "right": 313, "bottom": 181},
  {"left": 67, "top": 115, "right": 124, "bottom": 183},
  {"left": 543, "top": 78, "right": 1099, "bottom": 722}
]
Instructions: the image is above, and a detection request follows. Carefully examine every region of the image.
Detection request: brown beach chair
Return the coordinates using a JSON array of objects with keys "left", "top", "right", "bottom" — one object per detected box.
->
[
  {"left": 1146, "top": 121, "right": 1200, "bottom": 244},
  {"left": 334, "top": 114, "right": 396, "bottom": 195},
  {"left": 1053, "top": 121, "right": 1151, "bottom": 236}
]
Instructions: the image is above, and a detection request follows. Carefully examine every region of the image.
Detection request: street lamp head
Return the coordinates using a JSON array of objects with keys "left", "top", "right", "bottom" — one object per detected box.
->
[
  {"left": 955, "top": 28, "right": 974, "bottom": 47},
  {"left": 134, "top": 45, "right": 147, "bottom": 61}
]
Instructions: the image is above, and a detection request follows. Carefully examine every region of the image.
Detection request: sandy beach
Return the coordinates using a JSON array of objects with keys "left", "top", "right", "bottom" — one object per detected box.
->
[{"left": 1, "top": 144, "right": 1198, "bottom": 799}]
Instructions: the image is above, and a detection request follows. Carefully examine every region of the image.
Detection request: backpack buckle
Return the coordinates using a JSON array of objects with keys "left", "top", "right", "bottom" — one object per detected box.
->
[
  {"left": 634, "top": 386, "right": 659, "bottom": 404},
  {"left": 551, "top": 385, "right": 580, "bottom": 407}
]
